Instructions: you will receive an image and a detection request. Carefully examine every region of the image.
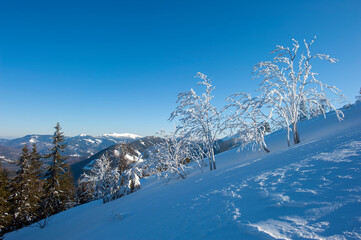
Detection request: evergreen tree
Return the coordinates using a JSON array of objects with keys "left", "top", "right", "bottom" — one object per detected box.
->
[
  {"left": 10, "top": 144, "right": 43, "bottom": 229},
  {"left": 42, "top": 123, "right": 75, "bottom": 218},
  {"left": 0, "top": 163, "right": 12, "bottom": 234},
  {"left": 29, "top": 144, "right": 45, "bottom": 221}
]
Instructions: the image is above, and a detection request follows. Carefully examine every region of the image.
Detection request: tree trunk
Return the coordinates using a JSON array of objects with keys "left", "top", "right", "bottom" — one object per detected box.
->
[
  {"left": 262, "top": 144, "right": 270, "bottom": 153},
  {"left": 209, "top": 154, "right": 213, "bottom": 171},
  {"left": 292, "top": 122, "right": 300, "bottom": 144},
  {"left": 211, "top": 148, "right": 216, "bottom": 170},
  {"left": 287, "top": 126, "right": 291, "bottom": 147}
]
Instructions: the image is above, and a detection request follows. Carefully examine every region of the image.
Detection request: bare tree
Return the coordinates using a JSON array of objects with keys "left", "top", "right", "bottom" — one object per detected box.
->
[
  {"left": 144, "top": 130, "right": 203, "bottom": 179},
  {"left": 170, "top": 73, "right": 221, "bottom": 170},
  {"left": 79, "top": 153, "right": 119, "bottom": 203},
  {"left": 225, "top": 93, "right": 271, "bottom": 152},
  {"left": 356, "top": 87, "right": 361, "bottom": 103},
  {"left": 253, "top": 37, "right": 344, "bottom": 145}
]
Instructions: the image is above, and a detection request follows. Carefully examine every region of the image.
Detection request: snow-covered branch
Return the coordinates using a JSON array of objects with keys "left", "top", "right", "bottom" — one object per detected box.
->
[
  {"left": 252, "top": 37, "right": 344, "bottom": 145},
  {"left": 169, "top": 73, "right": 221, "bottom": 170}
]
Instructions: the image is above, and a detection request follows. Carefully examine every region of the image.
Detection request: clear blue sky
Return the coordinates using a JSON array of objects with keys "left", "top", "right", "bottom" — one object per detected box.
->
[{"left": 0, "top": 0, "right": 360, "bottom": 138}]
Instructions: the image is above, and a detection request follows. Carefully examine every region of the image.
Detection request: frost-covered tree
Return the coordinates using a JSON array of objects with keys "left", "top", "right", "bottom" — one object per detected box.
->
[
  {"left": 79, "top": 145, "right": 143, "bottom": 203},
  {"left": 116, "top": 144, "right": 142, "bottom": 197},
  {"left": 356, "top": 87, "right": 361, "bottom": 103},
  {"left": 118, "top": 164, "right": 141, "bottom": 196},
  {"left": 76, "top": 178, "right": 94, "bottom": 204},
  {"left": 80, "top": 153, "right": 120, "bottom": 203},
  {"left": 253, "top": 37, "right": 344, "bottom": 145},
  {"left": 170, "top": 72, "right": 221, "bottom": 171},
  {"left": 225, "top": 93, "right": 271, "bottom": 153},
  {"left": 118, "top": 143, "right": 139, "bottom": 173},
  {"left": 145, "top": 130, "right": 202, "bottom": 179},
  {"left": 298, "top": 98, "right": 308, "bottom": 121}
]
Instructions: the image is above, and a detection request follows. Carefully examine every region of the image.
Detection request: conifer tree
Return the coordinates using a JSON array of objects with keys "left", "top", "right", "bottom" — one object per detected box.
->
[
  {"left": 0, "top": 163, "right": 12, "bottom": 234},
  {"left": 11, "top": 145, "right": 31, "bottom": 228},
  {"left": 11, "top": 144, "right": 43, "bottom": 229},
  {"left": 29, "top": 144, "right": 45, "bottom": 221},
  {"left": 42, "top": 123, "right": 75, "bottom": 218}
]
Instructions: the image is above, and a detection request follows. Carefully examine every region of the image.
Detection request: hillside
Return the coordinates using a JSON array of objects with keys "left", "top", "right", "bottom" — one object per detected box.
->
[
  {"left": 5, "top": 103, "right": 361, "bottom": 240},
  {"left": 71, "top": 136, "right": 164, "bottom": 181},
  {"left": 71, "top": 135, "right": 241, "bottom": 181},
  {"left": 0, "top": 133, "right": 141, "bottom": 167}
]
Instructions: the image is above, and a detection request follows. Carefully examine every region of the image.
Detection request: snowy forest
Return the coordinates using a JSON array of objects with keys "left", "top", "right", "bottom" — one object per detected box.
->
[{"left": 1, "top": 37, "right": 358, "bottom": 238}]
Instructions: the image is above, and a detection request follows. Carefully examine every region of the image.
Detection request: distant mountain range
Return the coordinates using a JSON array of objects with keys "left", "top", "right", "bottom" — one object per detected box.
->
[
  {"left": 0, "top": 131, "right": 242, "bottom": 180},
  {"left": 0, "top": 133, "right": 141, "bottom": 166}
]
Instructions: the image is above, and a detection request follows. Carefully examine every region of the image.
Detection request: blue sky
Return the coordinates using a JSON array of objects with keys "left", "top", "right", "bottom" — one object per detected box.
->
[{"left": 0, "top": 0, "right": 360, "bottom": 138}]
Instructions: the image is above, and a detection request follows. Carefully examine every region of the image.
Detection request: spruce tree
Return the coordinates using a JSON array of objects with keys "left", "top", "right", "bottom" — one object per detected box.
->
[
  {"left": 42, "top": 123, "right": 75, "bottom": 218},
  {"left": 29, "top": 144, "right": 44, "bottom": 221},
  {"left": 11, "top": 144, "right": 43, "bottom": 229},
  {"left": 0, "top": 163, "right": 12, "bottom": 234}
]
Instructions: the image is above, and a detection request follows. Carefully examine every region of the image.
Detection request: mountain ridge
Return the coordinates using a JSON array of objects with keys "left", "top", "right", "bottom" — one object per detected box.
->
[{"left": 0, "top": 133, "right": 141, "bottom": 166}]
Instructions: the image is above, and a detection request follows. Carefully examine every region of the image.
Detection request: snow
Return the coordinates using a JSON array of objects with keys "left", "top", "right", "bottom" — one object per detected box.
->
[
  {"left": 69, "top": 153, "right": 81, "bottom": 157},
  {"left": 124, "top": 153, "right": 137, "bottom": 162},
  {"left": 6, "top": 103, "right": 361, "bottom": 240},
  {"left": 0, "top": 155, "right": 13, "bottom": 163},
  {"left": 113, "top": 149, "right": 120, "bottom": 157},
  {"left": 102, "top": 133, "right": 141, "bottom": 139},
  {"left": 83, "top": 160, "right": 96, "bottom": 171},
  {"left": 84, "top": 139, "right": 95, "bottom": 144}
]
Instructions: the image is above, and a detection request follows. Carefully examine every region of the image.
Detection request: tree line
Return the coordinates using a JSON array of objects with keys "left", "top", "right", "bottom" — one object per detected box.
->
[{"left": 0, "top": 123, "right": 75, "bottom": 236}]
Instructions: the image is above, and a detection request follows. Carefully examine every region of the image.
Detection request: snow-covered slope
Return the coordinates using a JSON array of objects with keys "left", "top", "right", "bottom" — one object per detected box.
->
[
  {"left": 6, "top": 104, "right": 361, "bottom": 240},
  {"left": 101, "top": 133, "right": 141, "bottom": 140},
  {"left": 71, "top": 136, "right": 164, "bottom": 181}
]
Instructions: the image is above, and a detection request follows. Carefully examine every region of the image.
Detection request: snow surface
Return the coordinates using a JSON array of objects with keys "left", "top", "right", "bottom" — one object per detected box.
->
[
  {"left": 102, "top": 133, "right": 141, "bottom": 139},
  {"left": 83, "top": 159, "right": 96, "bottom": 171},
  {"left": 29, "top": 138, "right": 37, "bottom": 144},
  {"left": 6, "top": 104, "right": 361, "bottom": 240},
  {"left": 0, "top": 156, "right": 12, "bottom": 163}
]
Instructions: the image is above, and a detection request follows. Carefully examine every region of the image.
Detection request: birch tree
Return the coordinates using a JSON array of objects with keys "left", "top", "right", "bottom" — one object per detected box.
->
[
  {"left": 169, "top": 73, "right": 220, "bottom": 171},
  {"left": 253, "top": 37, "right": 344, "bottom": 145}
]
